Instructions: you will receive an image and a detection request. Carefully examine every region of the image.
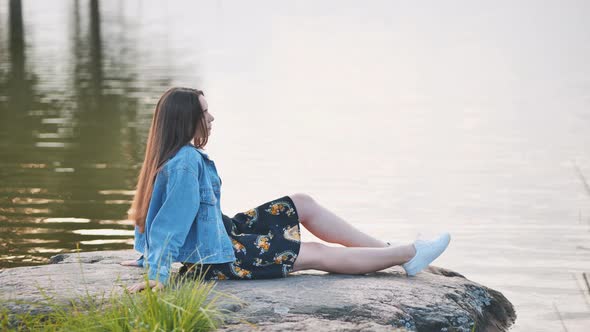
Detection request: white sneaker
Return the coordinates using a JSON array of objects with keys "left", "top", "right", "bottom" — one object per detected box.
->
[{"left": 402, "top": 232, "right": 451, "bottom": 276}]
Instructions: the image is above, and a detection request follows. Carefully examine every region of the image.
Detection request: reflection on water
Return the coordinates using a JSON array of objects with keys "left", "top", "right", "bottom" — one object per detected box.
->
[
  {"left": 1, "top": 0, "right": 590, "bottom": 330},
  {"left": 0, "top": 0, "right": 167, "bottom": 267},
  {"left": 43, "top": 217, "right": 90, "bottom": 223}
]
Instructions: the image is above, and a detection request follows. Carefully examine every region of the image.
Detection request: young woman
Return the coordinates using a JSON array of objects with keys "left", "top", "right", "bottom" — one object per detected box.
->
[{"left": 122, "top": 87, "right": 451, "bottom": 293}]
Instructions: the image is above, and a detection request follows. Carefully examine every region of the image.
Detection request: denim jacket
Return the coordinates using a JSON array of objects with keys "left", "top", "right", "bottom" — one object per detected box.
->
[{"left": 134, "top": 145, "right": 235, "bottom": 284}]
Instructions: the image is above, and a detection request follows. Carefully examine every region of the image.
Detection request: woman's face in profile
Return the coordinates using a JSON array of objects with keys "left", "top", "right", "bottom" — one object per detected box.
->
[{"left": 199, "top": 94, "right": 214, "bottom": 135}]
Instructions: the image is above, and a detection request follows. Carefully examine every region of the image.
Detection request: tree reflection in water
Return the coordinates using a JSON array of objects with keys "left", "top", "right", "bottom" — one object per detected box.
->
[{"left": 0, "top": 0, "right": 174, "bottom": 268}]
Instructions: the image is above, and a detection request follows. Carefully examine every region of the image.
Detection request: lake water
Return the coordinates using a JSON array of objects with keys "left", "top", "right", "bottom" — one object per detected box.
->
[{"left": 1, "top": 0, "right": 590, "bottom": 330}]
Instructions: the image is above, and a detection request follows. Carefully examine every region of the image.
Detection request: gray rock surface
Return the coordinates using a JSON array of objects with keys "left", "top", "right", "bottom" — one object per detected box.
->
[{"left": 0, "top": 250, "right": 516, "bottom": 331}]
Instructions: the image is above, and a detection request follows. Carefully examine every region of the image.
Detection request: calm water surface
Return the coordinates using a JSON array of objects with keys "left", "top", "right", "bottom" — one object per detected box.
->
[{"left": 1, "top": 1, "right": 590, "bottom": 330}]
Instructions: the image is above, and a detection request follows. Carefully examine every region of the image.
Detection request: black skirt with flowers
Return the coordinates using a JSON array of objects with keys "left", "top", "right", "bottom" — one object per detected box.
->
[{"left": 179, "top": 196, "right": 301, "bottom": 280}]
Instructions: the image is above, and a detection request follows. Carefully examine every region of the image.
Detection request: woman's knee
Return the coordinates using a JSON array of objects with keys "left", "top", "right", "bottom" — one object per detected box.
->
[
  {"left": 293, "top": 241, "right": 327, "bottom": 271},
  {"left": 289, "top": 193, "right": 316, "bottom": 220}
]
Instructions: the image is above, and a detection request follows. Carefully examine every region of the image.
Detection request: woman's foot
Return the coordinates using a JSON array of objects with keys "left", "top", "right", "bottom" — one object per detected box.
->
[{"left": 402, "top": 232, "right": 451, "bottom": 276}]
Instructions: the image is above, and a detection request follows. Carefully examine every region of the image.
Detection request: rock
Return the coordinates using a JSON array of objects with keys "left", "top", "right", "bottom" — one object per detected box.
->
[{"left": 0, "top": 250, "right": 516, "bottom": 331}]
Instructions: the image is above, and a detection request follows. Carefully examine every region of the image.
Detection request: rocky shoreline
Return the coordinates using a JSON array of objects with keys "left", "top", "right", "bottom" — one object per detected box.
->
[{"left": 0, "top": 250, "right": 516, "bottom": 331}]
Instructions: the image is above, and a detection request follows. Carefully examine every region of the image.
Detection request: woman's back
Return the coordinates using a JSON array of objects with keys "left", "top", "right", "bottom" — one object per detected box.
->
[{"left": 134, "top": 144, "right": 234, "bottom": 284}]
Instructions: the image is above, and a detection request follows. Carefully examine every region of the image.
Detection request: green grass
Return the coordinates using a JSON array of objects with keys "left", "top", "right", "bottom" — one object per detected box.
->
[
  {"left": 0, "top": 241, "right": 242, "bottom": 331},
  {"left": 1, "top": 272, "right": 229, "bottom": 332}
]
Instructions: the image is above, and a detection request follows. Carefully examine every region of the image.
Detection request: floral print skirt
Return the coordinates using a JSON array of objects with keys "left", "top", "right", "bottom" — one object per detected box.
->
[{"left": 179, "top": 196, "right": 301, "bottom": 280}]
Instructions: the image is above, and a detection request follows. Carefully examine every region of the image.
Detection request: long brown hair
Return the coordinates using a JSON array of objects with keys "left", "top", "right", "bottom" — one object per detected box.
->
[{"left": 130, "top": 87, "right": 209, "bottom": 233}]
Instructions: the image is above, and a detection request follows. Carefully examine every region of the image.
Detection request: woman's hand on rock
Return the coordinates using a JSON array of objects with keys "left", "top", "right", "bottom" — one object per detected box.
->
[
  {"left": 120, "top": 259, "right": 141, "bottom": 267},
  {"left": 126, "top": 280, "right": 164, "bottom": 293}
]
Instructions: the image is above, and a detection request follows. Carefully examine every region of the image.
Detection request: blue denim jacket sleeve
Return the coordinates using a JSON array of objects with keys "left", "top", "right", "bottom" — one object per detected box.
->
[{"left": 146, "top": 167, "right": 200, "bottom": 284}]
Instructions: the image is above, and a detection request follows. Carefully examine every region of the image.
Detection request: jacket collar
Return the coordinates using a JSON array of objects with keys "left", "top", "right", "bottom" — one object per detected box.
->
[{"left": 189, "top": 144, "right": 211, "bottom": 160}]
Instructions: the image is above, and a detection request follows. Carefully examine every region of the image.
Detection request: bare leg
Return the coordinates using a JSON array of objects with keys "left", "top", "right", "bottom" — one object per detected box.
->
[
  {"left": 290, "top": 193, "right": 388, "bottom": 248},
  {"left": 292, "top": 242, "right": 416, "bottom": 274}
]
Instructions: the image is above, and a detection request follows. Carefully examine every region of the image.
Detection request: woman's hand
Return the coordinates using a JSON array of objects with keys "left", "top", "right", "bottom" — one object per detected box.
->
[
  {"left": 120, "top": 259, "right": 141, "bottom": 267},
  {"left": 122, "top": 260, "right": 165, "bottom": 293},
  {"left": 126, "top": 280, "right": 164, "bottom": 293}
]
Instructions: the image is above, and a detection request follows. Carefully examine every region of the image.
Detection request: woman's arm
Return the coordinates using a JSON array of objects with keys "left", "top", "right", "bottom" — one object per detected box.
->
[{"left": 144, "top": 167, "right": 201, "bottom": 285}]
